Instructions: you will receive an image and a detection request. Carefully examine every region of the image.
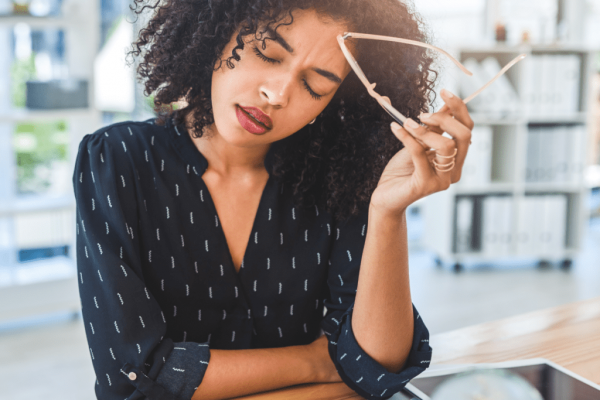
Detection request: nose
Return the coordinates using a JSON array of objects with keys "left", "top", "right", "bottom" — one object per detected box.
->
[{"left": 259, "top": 75, "right": 292, "bottom": 108}]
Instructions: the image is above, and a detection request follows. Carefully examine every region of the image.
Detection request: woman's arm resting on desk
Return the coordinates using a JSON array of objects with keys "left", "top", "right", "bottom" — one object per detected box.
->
[{"left": 192, "top": 335, "right": 339, "bottom": 400}]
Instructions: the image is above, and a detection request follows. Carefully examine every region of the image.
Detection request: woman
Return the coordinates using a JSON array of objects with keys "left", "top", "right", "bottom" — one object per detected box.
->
[{"left": 73, "top": 0, "right": 473, "bottom": 399}]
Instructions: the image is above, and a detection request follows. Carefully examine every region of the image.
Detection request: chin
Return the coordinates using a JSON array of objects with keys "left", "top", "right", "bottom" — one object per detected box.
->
[{"left": 217, "top": 121, "right": 269, "bottom": 147}]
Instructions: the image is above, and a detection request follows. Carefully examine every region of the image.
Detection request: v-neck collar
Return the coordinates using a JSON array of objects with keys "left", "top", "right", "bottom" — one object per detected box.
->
[
  {"left": 166, "top": 116, "right": 276, "bottom": 282},
  {"left": 166, "top": 117, "right": 277, "bottom": 176}
]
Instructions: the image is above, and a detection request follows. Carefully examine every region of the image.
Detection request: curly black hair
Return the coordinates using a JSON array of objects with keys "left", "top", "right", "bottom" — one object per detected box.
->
[{"left": 129, "top": 0, "right": 437, "bottom": 221}]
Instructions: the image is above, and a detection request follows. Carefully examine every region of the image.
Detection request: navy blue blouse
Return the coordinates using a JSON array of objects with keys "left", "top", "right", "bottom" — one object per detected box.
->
[{"left": 73, "top": 118, "right": 432, "bottom": 400}]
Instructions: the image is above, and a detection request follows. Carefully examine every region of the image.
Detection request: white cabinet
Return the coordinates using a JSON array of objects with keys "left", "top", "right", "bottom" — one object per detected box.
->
[{"left": 423, "top": 46, "right": 594, "bottom": 272}]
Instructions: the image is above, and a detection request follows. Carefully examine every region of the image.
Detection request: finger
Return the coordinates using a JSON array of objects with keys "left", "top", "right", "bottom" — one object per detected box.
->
[
  {"left": 419, "top": 112, "right": 470, "bottom": 183},
  {"left": 419, "top": 116, "right": 444, "bottom": 135},
  {"left": 436, "top": 103, "right": 451, "bottom": 115},
  {"left": 403, "top": 118, "right": 432, "bottom": 150},
  {"left": 418, "top": 112, "right": 471, "bottom": 144},
  {"left": 408, "top": 125, "right": 458, "bottom": 159},
  {"left": 390, "top": 122, "right": 435, "bottom": 176},
  {"left": 440, "top": 89, "right": 474, "bottom": 130}
]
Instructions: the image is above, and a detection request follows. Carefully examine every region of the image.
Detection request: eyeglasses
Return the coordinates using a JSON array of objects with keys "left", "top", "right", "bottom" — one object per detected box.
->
[{"left": 337, "top": 32, "right": 526, "bottom": 126}]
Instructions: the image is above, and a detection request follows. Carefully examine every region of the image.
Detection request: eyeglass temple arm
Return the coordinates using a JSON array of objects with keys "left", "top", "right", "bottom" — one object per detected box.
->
[
  {"left": 461, "top": 53, "right": 526, "bottom": 104},
  {"left": 344, "top": 32, "right": 473, "bottom": 77}
]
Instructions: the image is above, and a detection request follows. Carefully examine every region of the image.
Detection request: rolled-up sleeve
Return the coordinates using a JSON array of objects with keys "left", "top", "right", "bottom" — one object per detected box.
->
[
  {"left": 74, "top": 130, "right": 210, "bottom": 400},
  {"left": 320, "top": 210, "right": 432, "bottom": 399}
]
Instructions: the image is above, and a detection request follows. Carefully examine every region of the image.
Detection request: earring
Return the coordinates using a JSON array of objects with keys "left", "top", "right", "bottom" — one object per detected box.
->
[{"left": 309, "top": 118, "right": 316, "bottom": 125}]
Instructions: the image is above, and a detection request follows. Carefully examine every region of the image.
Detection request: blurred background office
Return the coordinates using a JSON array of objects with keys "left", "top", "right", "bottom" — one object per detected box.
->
[{"left": 0, "top": 0, "right": 599, "bottom": 398}]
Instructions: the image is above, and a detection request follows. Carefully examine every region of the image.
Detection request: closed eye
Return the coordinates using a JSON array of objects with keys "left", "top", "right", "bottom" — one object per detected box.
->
[
  {"left": 302, "top": 79, "right": 323, "bottom": 101},
  {"left": 252, "top": 45, "right": 280, "bottom": 64},
  {"left": 252, "top": 45, "right": 324, "bottom": 101}
]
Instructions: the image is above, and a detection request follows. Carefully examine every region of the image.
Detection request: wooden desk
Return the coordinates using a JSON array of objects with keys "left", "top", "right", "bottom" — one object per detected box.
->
[
  {"left": 233, "top": 297, "right": 600, "bottom": 399},
  {"left": 429, "top": 296, "right": 600, "bottom": 385}
]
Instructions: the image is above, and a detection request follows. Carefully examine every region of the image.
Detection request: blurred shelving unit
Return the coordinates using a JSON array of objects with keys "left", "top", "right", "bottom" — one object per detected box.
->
[
  {"left": 0, "top": 0, "right": 101, "bottom": 324},
  {"left": 424, "top": 45, "right": 595, "bottom": 272}
]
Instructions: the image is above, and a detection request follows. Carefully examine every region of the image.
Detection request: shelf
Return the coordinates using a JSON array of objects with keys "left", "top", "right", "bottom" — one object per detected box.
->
[
  {"left": 0, "top": 15, "right": 70, "bottom": 28},
  {"left": 471, "top": 114, "right": 526, "bottom": 125},
  {"left": 523, "top": 183, "right": 585, "bottom": 193},
  {"left": 459, "top": 44, "right": 592, "bottom": 54},
  {"left": 449, "top": 248, "right": 579, "bottom": 259},
  {"left": 0, "top": 194, "right": 74, "bottom": 217},
  {"left": 454, "top": 184, "right": 515, "bottom": 195},
  {"left": 470, "top": 113, "right": 587, "bottom": 125},
  {"left": 0, "top": 108, "right": 97, "bottom": 123},
  {"left": 528, "top": 113, "right": 588, "bottom": 124}
]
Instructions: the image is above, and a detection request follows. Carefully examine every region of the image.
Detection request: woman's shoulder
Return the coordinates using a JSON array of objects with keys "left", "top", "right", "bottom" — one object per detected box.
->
[{"left": 78, "top": 118, "right": 169, "bottom": 160}]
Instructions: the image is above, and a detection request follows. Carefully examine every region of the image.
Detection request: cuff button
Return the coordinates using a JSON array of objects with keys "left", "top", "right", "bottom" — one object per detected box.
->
[{"left": 128, "top": 372, "right": 137, "bottom": 381}]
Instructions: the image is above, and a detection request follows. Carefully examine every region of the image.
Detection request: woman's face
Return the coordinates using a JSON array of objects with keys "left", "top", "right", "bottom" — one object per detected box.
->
[{"left": 209, "top": 9, "right": 352, "bottom": 147}]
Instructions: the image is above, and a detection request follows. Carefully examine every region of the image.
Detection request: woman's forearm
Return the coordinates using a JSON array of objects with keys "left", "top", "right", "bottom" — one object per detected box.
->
[
  {"left": 351, "top": 206, "right": 414, "bottom": 373},
  {"left": 192, "top": 339, "right": 329, "bottom": 400}
]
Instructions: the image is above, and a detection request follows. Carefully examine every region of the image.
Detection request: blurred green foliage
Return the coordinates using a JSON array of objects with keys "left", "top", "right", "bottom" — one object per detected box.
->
[
  {"left": 10, "top": 53, "right": 37, "bottom": 108},
  {"left": 14, "top": 121, "right": 69, "bottom": 194}
]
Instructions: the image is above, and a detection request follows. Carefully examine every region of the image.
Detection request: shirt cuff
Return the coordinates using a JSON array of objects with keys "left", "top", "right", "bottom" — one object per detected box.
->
[
  {"left": 326, "top": 305, "right": 432, "bottom": 399},
  {"left": 123, "top": 341, "right": 211, "bottom": 400},
  {"left": 156, "top": 342, "right": 211, "bottom": 400}
]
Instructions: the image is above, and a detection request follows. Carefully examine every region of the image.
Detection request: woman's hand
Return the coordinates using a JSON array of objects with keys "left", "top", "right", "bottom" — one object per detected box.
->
[
  {"left": 370, "top": 89, "right": 474, "bottom": 215},
  {"left": 306, "top": 334, "right": 342, "bottom": 383}
]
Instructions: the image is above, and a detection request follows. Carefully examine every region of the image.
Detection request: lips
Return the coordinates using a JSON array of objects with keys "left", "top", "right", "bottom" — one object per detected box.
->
[{"left": 238, "top": 105, "right": 273, "bottom": 130}]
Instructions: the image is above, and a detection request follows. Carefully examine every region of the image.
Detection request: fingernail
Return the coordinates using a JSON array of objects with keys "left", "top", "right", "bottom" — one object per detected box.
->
[
  {"left": 442, "top": 89, "right": 454, "bottom": 98},
  {"left": 405, "top": 118, "right": 420, "bottom": 129},
  {"left": 419, "top": 113, "right": 432, "bottom": 120}
]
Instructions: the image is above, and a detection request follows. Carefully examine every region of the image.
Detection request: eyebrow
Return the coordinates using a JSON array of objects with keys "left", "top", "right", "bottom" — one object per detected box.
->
[
  {"left": 265, "top": 28, "right": 343, "bottom": 84},
  {"left": 312, "top": 68, "right": 342, "bottom": 84}
]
